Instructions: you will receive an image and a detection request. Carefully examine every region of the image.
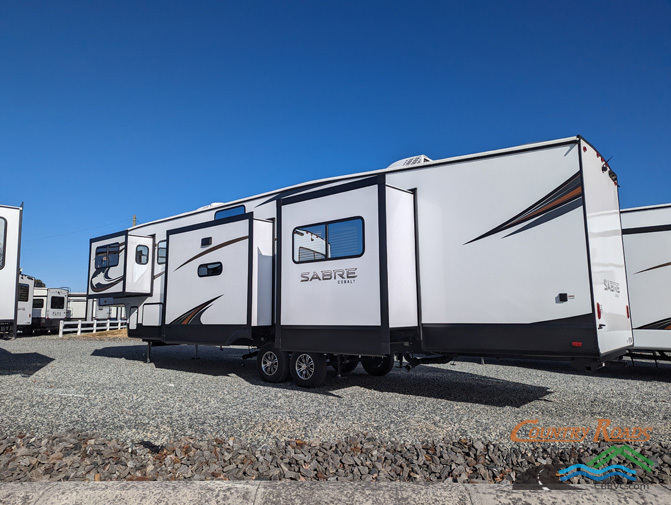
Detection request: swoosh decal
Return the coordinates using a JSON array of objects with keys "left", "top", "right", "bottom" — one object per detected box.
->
[
  {"left": 635, "top": 261, "right": 671, "bottom": 274},
  {"left": 174, "top": 236, "right": 248, "bottom": 271},
  {"left": 170, "top": 295, "right": 223, "bottom": 325}
]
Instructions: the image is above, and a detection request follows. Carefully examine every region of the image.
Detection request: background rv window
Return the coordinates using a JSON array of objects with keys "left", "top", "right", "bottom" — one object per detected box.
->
[
  {"left": 33, "top": 298, "right": 44, "bottom": 309},
  {"left": 95, "top": 243, "right": 119, "bottom": 268},
  {"left": 214, "top": 206, "right": 245, "bottom": 220},
  {"left": 0, "top": 217, "right": 5, "bottom": 269},
  {"left": 136, "top": 245, "right": 149, "bottom": 265},
  {"left": 18, "top": 284, "right": 30, "bottom": 302},
  {"left": 157, "top": 241, "right": 167, "bottom": 264},
  {"left": 198, "top": 262, "right": 223, "bottom": 277},
  {"left": 293, "top": 217, "right": 364, "bottom": 263},
  {"left": 51, "top": 296, "right": 65, "bottom": 310}
]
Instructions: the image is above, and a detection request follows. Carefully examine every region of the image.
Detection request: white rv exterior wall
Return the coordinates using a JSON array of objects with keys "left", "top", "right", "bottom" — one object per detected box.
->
[
  {"left": 125, "top": 235, "right": 153, "bottom": 295},
  {"left": 385, "top": 186, "right": 418, "bottom": 328},
  {"left": 0, "top": 205, "right": 21, "bottom": 331},
  {"left": 66, "top": 293, "right": 87, "bottom": 319},
  {"left": 252, "top": 220, "right": 273, "bottom": 326},
  {"left": 621, "top": 205, "right": 671, "bottom": 350},
  {"left": 17, "top": 274, "right": 34, "bottom": 327},
  {"left": 580, "top": 140, "right": 633, "bottom": 354},
  {"left": 281, "top": 185, "right": 381, "bottom": 327},
  {"left": 88, "top": 234, "right": 126, "bottom": 297},
  {"left": 386, "top": 143, "right": 592, "bottom": 325}
]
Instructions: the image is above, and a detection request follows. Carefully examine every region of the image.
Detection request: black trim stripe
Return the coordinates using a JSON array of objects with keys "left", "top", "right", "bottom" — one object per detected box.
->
[
  {"left": 466, "top": 172, "right": 583, "bottom": 244},
  {"left": 637, "top": 317, "right": 671, "bottom": 330},
  {"left": 622, "top": 224, "right": 671, "bottom": 235}
]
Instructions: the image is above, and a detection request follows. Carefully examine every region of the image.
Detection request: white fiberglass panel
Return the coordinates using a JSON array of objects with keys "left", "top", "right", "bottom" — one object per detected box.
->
[{"left": 0, "top": 206, "right": 20, "bottom": 325}]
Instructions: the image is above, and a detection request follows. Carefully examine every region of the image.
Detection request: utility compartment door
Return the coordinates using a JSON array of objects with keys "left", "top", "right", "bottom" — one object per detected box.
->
[
  {"left": 0, "top": 205, "right": 21, "bottom": 331},
  {"left": 164, "top": 215, "right": 255, "bottom": 343},
  {"left": 125, "top": 235, "right": 154, "bottom": 295}
]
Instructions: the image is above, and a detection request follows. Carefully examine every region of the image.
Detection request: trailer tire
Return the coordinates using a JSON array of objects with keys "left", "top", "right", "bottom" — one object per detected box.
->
[
  {"left": 290, "top": 351, "right": 327, "bottom": 388},
  {"left": 362, "top": 354, "right": 395, "bottom": 376},
  {"left": 257, "top": 344, "right": 289, "bottom": 383}
]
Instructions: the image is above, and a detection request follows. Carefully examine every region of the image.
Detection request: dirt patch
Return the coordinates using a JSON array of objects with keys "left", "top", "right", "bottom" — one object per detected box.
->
[{"left": 57, "top": 329, "right": 129, "bottom": 341}]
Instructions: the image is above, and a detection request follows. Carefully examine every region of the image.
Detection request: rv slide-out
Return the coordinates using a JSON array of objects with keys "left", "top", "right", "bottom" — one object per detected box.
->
[
  {"left": 87, "top": 136, "right": 633, "bottom": 387},
  {"left": 621, "top": 204, "right": 671, "bottom": 352}
]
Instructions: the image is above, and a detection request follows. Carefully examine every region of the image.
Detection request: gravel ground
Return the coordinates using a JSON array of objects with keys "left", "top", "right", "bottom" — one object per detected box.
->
[{"left": 1, "top": 335, "right": 670, "bottom": 447}]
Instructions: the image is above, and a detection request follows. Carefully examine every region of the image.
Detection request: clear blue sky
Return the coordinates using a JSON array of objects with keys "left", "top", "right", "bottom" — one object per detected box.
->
[{"left": 1, "top": 1, "right": 670, "bottom": 291}]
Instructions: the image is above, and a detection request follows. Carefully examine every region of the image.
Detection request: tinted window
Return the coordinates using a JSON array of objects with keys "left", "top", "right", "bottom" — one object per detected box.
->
[
  {"left": 214, "top": 206, "right": 245, "bottom": 220},
  {"left": 18, "top": 283, "right": 30, "bottom": 302},
  {"left": 0, "top": 217, "right": 5, "bottom": 269},
  {"left": 293, "top": 217, "right": 364, "bottom": 263},
  {"left": 95, "top": 243, "right": 119, "bottom": 268},
  {"left": 198, "top": 262, "right": 223, "bottom": 277},
  {"left": 136, "top": 245, "right": 149, "bottom": 265},
  {"left": 157, "top": 241, "right": 167, "bottom": 264},
  {"left": 51, "top": 296, "right": 65, "bottom": 309},
  {"left": 33, "top": 298, "right": 44, "bottom": 309}
]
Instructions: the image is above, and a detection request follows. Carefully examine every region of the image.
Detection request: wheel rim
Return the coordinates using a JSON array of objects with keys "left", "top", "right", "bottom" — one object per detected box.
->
[
  {"left": 295, "top": 353, "right": 315, "bottom": 380},
  {"left": 261, "top": 351, "right": 279, "bottom": 376}
]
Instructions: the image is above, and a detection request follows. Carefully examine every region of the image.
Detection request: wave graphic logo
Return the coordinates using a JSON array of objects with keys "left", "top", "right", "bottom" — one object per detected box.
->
[{"left": 558, "top": 445, "right": 654, "bottom": 482}]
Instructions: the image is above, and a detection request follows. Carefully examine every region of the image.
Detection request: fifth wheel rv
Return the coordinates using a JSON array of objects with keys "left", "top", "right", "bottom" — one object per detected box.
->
[
  {"left": 0, "top": 204, "right": 22, "bottom": 339},
  {"left": 88, "top": 137, "right": 633, "bottom": 387},
  {"left": 621, "top": 204, "right": 671, "bottom": 355}
]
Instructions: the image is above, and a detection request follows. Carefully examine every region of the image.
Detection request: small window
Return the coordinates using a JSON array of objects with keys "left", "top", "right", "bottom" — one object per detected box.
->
[
  {"left": 136, "top": 245, "right": 149, "bottom": 265},
  {"left": 18, "top": 284, "right": 30, "bottom": 302},
  {"left": 95, "top": 243, "right": 120, "bottom": 269},
  {"left": 51, "top": 296, "right": 65, "bottom": 310},
  {"left": 157, "top": 241, "right": 167, "bottom": 265},
  {"left": 33, "top": 298, "right": 44, "bottom": 309},
  {"left": 0, "top": 217, "right": 6, "bottom": 270},
  {"left": 214, "top": 206, "right": 245, "bottom": 220},
  {"left": 293, "top": 217, "right": 364, "bottom": 263},
  {"left": 198, "top": 262, "right": 223, "bottom": 277}
]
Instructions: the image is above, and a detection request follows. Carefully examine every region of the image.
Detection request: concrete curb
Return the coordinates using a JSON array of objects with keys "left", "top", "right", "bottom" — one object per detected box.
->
[{"left": 0, "top": 482, "right": 670, "bottom": 505}]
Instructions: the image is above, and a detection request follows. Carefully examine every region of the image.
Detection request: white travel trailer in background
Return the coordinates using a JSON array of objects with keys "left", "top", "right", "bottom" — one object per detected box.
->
[
  {"left": 621, "top": 204, "right": 671, "bottom": 355},
  {"left": 31, "top": 287, "right": 69, "bottom": 333},
  {"left": 0, "top": 204, "right": 22, "bottom": 339},
  {"left": 88, "top": 136, "right": 633, "bottom": 387},
  {"left": 85, "top": 298, "right": 125, "bottom": 321},
  {"left": 66, "top": 292, "right": 87, "bottom": 320},
  {"left": 17, "top": 274, "right": 34, "bottom": 332}
]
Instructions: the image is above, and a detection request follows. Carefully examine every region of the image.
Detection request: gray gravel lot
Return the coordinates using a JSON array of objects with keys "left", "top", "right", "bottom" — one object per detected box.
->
[{"left": 0, "top": 336, "right": 670, "bottom": 446}]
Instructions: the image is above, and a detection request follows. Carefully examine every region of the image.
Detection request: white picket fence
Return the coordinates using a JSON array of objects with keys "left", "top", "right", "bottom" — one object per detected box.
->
[{"left": 58, "top": 319, "right": 127, "bottom": 337}]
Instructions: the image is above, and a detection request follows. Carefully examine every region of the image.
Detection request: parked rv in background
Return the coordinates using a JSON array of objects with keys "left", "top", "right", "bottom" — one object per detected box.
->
[
  {"left": 17, "top": 274, "right": 34, "bottom": 332},
  {"left": 85, "top": 298, "right": 125, "bottom": 321},
  {"left": 88, "top": 136, "right": 633, "bottom": 387},
  {"left": 621, "top": 204, "right": 671, "bottom": 355},
  {"left": 31, "top": 287, "right": 68, "bottom": 333},
  {"left": 66, "top": 292, "right": 87, "bottom": 320},
  {"left": 0, "top": 204, "right": 22, "bottom": 339}
]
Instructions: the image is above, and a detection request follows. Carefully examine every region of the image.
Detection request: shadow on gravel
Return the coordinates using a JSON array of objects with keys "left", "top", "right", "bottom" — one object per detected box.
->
[
  {"left": 461, "top": 356, "right": 671, "bottom": 383},
  {"left": 0, "top": 347, "right": 54, "bottom": 377},
  {"left": 92, "top": 345, "right": 551, "bottom": 407}
]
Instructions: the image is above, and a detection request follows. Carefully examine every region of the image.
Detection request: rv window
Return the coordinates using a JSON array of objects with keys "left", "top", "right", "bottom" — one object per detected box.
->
[
  {"left": 198, "top": 262, "right": 223, "bottom": 277},
  {"left": 0, "top": 217, "right": 5, "bottom": 269},
  {"left": 214, "top": 206, "right": 245, "bottom": 220},
  {"left": 157, "top": 241, "right": 167, "bottom": 264},
  {"left": 95, "top": 243, "right": 120, "bottom": 269},
  {"left": 33, "top": 298, "right": 44, "bottom": 309},
  {"left": 51, "top": 296, "right": 65, "bottom": 310},
  {"left": 18, "top": 284, "right": 30, "bottom": 302},
  {"left": 136, "top": 245, "right": 149, "bottom": 265},
  {"left": 293, "top": 217, "right": 364, "bottom": 263}
]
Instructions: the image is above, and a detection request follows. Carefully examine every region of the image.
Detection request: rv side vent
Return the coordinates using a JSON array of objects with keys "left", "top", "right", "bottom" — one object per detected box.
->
[{"left": 387, "top": 155, "right": 432, "bottom": 169}]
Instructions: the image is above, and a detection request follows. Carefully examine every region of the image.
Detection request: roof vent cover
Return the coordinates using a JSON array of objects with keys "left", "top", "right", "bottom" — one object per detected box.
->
[{"left": 387, "top": 155, "right": 432, "bottom": 169}]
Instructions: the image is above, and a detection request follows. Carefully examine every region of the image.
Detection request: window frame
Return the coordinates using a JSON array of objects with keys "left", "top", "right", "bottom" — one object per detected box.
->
[
  {"left": 33, "top": 298, "right": 44, "bottom": 309},
  {"left": 292, "top": 216, "right": 365, "bottom": 265},
  {"left": 197, "top": 262, "right": 223, "bottom": 277},
  {"left": 214, "top": 205, "right": 245, "bottom": 221},
  {"left": 50, "top": 296, "right": 65, "bottom": 310},
  {"left": 135, "top": 244, "right": 149, "bottom": 265},
  {"left": 18, "top": 283, "right": 30, "bottom": 302},
  {"left": 157, "top": 240, "right": 167, "bottom": 265},
  {"left": 95, "top": 243, "right": 120, "bottom": 269},
  {"left": 0, "top": 217, "right": 6, "bottom": 270}
]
